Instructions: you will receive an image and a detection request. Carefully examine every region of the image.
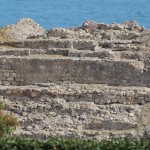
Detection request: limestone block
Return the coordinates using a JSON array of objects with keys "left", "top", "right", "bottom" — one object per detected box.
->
[
  {"left": 73, "top": 40, "right": 96, "bottom": 50},
  {"left": 3, "top": 81, "right": 10, "bottom": 86},
  {"left": 48, "top": 28, "right": 74, "bottom": 38},
  {"left": 82, "top": 20, "right": 97, "bottom": 29},
  {"left": 7, "top": 77, "right": 14, "bottom": 81},
  {"left": 3, "top": 72, "right": 9, "bottom": 77}
]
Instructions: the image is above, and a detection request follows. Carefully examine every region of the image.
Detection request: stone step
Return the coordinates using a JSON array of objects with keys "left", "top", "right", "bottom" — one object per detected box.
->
[
  {"left": 68, "top": 49, "right": 144, "bottom": 60},
  {"left": 0, "top": 48, "right": 45, "bottom": 56},
  {"left": 39, "top": 48, "right": 144, "bottom": 60},
  {"left": 98, "top": 40, "right": 144, "bottom": 51},
  {"left": 0, "top": 39, "right": 97, "bottom": 50},
  {"left": 0, "top": 84, "right": 149, "bottom": 139},
  {"left": 13, "top": 127, "right": 138, "bottom": 139},
  {"left": 0, "top": 39, "right": 143, "bottom": 51},
  {"left": 0, "top": 55, "right": 145, "bottom": 86},
  {"left": 0, "top": 47, "right": 144, "bottom": 61},
  {"left": 0, "top": 84, "right": 150, "bottom": 105}
]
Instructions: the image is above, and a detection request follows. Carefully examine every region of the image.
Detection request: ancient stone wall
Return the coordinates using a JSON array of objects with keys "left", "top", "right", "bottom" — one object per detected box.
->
[
  {"left": 0, "top": 56, "right": 145, "bottom": 86},
  {"left": 0, "top": 19, "right": 150, "bottom": 139}
]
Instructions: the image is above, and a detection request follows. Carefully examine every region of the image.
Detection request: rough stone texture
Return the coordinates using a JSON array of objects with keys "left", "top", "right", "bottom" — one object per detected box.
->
[
  {"left": 0, "top": 19, "right": 150, "bottom": 140},
  {"left": 0, "top": 18, "right": 45, "bottom": 41}
]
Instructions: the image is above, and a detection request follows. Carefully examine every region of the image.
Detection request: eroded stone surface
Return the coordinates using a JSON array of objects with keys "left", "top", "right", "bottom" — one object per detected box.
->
[
  {"left": 0, "top": 18, "right": 45, "bottom": 41},
  {"left": 0, "top": 19, "right": 150, "bottom": 140}
]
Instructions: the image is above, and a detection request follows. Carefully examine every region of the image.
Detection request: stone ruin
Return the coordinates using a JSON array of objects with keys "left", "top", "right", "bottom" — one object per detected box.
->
[{"left": 0, "top": 18, "right": 150, "bottom": 139}]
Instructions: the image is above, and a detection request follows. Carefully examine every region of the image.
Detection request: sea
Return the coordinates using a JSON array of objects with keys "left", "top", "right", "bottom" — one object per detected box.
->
[{"left": 0, "top": 0, "right": 150, "bottom": 30}]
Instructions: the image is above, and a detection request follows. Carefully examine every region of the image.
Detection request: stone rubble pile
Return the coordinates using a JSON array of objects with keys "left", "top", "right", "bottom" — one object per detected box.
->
[
  {"left": 0, "top": 18, "right": 150, "bottom": 139},
  {"left": 0, "top": 18, "right": 45, "bottom": 41}
]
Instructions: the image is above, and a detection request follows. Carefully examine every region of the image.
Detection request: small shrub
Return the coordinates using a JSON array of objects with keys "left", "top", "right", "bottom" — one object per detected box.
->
[{"left": 0, "top": 102, "right": 19, "bottom": 137}]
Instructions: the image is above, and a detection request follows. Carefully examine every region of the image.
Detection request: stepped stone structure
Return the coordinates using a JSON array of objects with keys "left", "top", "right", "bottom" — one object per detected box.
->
[{"left": 0, "top": 19, "right": 150, "bottom": 139}]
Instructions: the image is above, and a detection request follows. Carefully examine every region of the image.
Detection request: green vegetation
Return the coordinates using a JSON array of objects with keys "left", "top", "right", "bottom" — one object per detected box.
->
[
  {"left": 0, "top": 137, "right": 149, "bottom": 150},
  {"left": 0, "top": 102, "right": 19, "bottom": 137}
]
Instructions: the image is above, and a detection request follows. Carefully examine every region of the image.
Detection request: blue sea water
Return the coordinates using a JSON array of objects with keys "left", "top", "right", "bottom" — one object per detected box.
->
[{"left": 0, "top": 0, "right": 150, "bottom": 29}]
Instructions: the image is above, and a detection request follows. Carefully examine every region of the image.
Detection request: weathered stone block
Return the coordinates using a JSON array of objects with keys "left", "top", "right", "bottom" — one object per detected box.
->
[{"left": 73, "top": 40, "right": 96, "bottom": 50}]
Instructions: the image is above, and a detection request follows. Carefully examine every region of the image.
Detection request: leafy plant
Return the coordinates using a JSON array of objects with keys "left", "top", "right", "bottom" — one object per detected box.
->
[{"left": 0, "top": 136, "right": 149, "bottom": 150}]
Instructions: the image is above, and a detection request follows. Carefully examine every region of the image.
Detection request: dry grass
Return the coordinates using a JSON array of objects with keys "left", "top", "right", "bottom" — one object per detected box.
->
[
  {"left": 0, "top": 102, "right": 19, "bottom": 137},
  {"left": 0, "top": 26, "right": 16, "bottom": 42}
]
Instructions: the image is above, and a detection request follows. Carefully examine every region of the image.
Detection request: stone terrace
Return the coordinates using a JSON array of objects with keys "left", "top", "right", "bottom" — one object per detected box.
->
[{"left": 0, "top": 19, "right": 150, "bottom": 139}]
